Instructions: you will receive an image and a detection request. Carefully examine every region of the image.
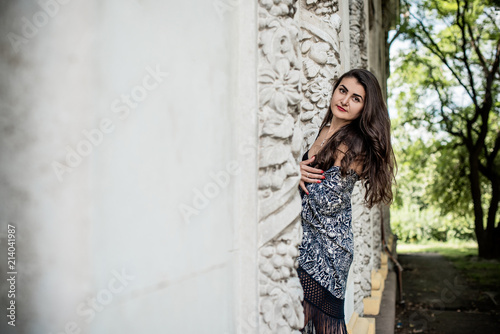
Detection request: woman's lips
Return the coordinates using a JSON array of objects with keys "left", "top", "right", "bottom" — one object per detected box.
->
[{"left": 337, "top": 105, "right": 346, "bottom": 112}]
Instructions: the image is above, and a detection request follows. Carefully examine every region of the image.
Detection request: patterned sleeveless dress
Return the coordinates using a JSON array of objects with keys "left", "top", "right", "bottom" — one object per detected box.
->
[{"left": 297, "top": 147, "right": 359, "bottom": 333}]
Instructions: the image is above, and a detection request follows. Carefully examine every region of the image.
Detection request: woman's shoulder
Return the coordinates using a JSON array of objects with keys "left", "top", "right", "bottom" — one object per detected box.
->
[
  {"left": 336, "top": 143, "right": 363, "bottom": 176},
  {"left": 350, "top": 161, "right": 363, "bottom": 176}
]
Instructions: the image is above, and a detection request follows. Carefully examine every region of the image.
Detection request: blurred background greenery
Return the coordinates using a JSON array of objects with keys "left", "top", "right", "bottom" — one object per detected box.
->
[{"left": 387, "top": 0, "right": 500, "bottom": 258}]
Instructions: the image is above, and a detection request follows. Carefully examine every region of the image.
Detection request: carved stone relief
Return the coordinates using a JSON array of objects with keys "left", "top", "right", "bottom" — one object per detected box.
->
[
  {"left": 349, "top": 0, "right": 368, "bottom": 69},
  {"left": 351, "top": 183, "right": 373, "bottom": 314},
  {"left": 258, "top": 219, "right": 304, "bottom": 333},
  {"left": 257, "top": 0, "right": 385, "bottom": 330},
  {"left": 257, "top": 1, "right": 305, "bottom": 332},
  {"left": 257, "top": 0, "right": 302, "bottom": 218},
  {"left": 301, "top": 0, "right": 340, "bottom": 22},
  {"left": 382, "top": 204, "right": 396, "bottom": 254},
  {"left": 370, "top": 203, "right": 382, "bottom": 270},
  {"left": 298, "top": 0, "right": 343, "bottom": 153}
]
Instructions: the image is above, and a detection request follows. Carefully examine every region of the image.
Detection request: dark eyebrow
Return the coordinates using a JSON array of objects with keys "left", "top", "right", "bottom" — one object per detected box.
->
[{"left": 340, "top": 84, "right": 364, "bottom": 100}]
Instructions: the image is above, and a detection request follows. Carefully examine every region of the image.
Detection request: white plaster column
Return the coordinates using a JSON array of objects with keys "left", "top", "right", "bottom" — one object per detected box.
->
[
  {"left": 256, "top": 1, "right": 304, "bottom": 333},
  {"left": 233, "top": 1, "right": 260, "bottom": 333},
  {"left": 351, "top": 184, "right": 373, "bottom": 315},
  {"left": 349, "top": 0, "right": 368, "bottom": 69},
  {"left": 371, "top": 204, "right": 383, "bottom": 271},
  {"left": 0, "top": 2, "right": 99, "bottom": 333},
  {"left": 0, "top": 1, "right": 248, "bottom": 333}
]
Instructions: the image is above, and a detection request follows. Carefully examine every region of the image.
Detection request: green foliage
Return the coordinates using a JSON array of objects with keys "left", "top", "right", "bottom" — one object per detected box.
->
[
  {"left": 427, "top": 143, "right": 474, "bottom": 218},
  {"left": 389, "top": 0, "right": 500, "bottom": 251},
  {"left": 390, "top": 123, "right": 476, "bottom": 242},
  {"left": 392, "top": 206, "right": 475, "bottom": 242},
  {"left": 398, "top": 241, "right": 500, "bottom": 291}
]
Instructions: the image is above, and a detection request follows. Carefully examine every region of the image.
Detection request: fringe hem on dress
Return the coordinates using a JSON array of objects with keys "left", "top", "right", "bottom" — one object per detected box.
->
[
  {"left": 301, "top": 298, "right": 348, "bottom": 334},
  {"left": 297, "top": 266, "right": 348, "bottom": 334}
]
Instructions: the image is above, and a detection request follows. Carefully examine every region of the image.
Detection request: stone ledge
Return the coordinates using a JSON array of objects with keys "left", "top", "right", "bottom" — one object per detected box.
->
[
  {"left": 347, "top": 312, "right": 376, "bottom": 334},
  {"left": 371, "top": 270, "right": 385, "bottom": 290},
  {"left": 379, "top": 265, "right": 388, "bottom": 280},
  {"left": 362, "top": 267, "right": 387, "bottom": 316},
  {"left": 374, "top": 270, "right": 397, "bottom": 334},
  {"left": 363, "top": 296, "right": 381, "bottom": 315}
]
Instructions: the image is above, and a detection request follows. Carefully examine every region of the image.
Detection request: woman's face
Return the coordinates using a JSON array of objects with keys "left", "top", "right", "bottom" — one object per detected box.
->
[{"left": 330, "top": 77, "right": 365, "bottom": 124}]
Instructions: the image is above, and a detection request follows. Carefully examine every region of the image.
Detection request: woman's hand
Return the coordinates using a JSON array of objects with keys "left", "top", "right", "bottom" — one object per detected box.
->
[{"left": 299, "top": 155, "right": 325, "bottom": 195}]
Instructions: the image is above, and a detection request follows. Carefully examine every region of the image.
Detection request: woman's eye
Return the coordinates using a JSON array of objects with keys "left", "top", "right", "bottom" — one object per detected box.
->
[
  {"left": 339, "top": 88, "right": 346, "bottom": 93},
  {"left": 353, "top": 97, "right": 360, "bottom": 102}
]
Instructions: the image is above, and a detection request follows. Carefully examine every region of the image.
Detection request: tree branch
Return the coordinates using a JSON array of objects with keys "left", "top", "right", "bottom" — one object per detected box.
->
[
  {"left": 487, "top": 131, "right": 500, "bottom": 169},
  {"left": 427, "top": 67, "right": 465, "bottom": 139},
  {"left": 484, "top": 37, "right": 500, "bottom": 107},
  {"left": 388, "top": 29, "right": 403, "bottom": 49},
  {"left": 467, "top": 22, "right": 489, "bottom": 75},
  {"left": 456, "top": 0, "right": 478, "bottom": 106},
  {"left": 484, "top": 8, "right": 500, "bottom": 32},
  {"left": 474, "top": 37, "right": 500, "bottom": 154},
  {"left": 402, "top": 115, "right": 426, "bottom": 125},
  {"left": 409, "top": 10, "right": 476, "bottom": 104}
]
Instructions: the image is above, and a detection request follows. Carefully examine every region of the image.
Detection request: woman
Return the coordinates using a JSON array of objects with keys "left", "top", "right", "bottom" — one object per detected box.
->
[{"left": 297, "top": 69, "right": 395, "bottom": 333}]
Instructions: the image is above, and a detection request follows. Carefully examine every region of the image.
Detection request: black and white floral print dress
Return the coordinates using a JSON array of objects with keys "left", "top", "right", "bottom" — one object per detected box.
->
[{"left": 297, "top": 147, "right": 359, "bottom": 334}]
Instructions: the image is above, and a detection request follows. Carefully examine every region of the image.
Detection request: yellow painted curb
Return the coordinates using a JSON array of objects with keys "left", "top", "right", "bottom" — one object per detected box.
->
[
  {"left": 381, "top": 252, "right": 388, "bottom": 265},
  {"left": 347, "top": 312, "right": 376, "bottom": 334},
  {"left": 363, "top": 296, "right": 381, "bottom": 315},
  {"left": 367, "top": 317, "right": 375, "bottom": 334},
  {"left": 347, "top": 312, "right": 359, "bottom": 333},
  {"left": 371, "top": 270, "right": 384, "bottom": 290},
  {"left": 379, "top": 265, "right": 388, "bottom": 280}
]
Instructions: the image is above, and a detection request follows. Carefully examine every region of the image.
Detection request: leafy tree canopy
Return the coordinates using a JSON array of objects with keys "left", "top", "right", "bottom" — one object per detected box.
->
[{"left": 389, "top": 0, "right": 500, "bottom": 257}]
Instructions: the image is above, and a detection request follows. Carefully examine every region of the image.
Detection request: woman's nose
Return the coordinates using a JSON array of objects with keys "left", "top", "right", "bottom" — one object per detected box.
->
[{"left": 341, "top": 96, "right": 349, "bottom": 105}]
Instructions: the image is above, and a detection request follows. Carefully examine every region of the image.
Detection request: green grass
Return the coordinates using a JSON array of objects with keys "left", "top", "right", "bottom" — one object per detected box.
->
[
  {"left": 397, "top": 240, "right": 478, "bottom": 256},
  {"left": 397, "top": 241, "right": 500, "bottom": 292}
]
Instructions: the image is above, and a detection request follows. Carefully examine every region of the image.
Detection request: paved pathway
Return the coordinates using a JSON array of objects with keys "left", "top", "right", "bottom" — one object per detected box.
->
[{"left": 394, "top": 253, "right": 500, "bottom": 334}]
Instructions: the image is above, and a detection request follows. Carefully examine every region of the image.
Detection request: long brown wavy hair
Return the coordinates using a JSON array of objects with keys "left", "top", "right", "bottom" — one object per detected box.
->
[{"left": 311, "top": 69, "right": 396, "bottom": 207}]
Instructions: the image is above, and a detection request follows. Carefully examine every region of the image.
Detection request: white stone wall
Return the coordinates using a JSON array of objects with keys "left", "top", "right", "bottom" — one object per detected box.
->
[{"left": 0, "top": 1, "right": 250, "bottom": 333}]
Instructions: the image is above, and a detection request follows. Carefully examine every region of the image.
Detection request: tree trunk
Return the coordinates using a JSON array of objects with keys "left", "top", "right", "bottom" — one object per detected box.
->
[
  {"left": 468, "top": 155, "right": 488, "bottom": 257},
  {"left": 485, "top": 175, "right": 500, "bottom": 258}
]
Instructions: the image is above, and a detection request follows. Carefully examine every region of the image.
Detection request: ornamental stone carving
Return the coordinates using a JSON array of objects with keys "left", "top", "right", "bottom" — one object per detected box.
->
[
  {"left": 298, "top": 0, "right": 343, "bottom": 153},
  {"left": 258, "top": 0, "right": 302, "bottom": 208},
  {"left": 349, "top": 0, "right": 368, "bottom": 69},
  {"left": 302, "top": 0, "right": 338, "bottom": 16},
  {"left": 370, "top": 203, "right": 382, "bottom": 270},
  {"left": 258, "top": 219, "right": 304, "bottom": 333},
  {"left": 257, "top": 0, "right": 389, "bottom": 330},
  {"left": 351, "top": 183, "right": 373, "bottom": 315},
  {"left": 257, "top": 1, "right": 305, "bottom": 333}
]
